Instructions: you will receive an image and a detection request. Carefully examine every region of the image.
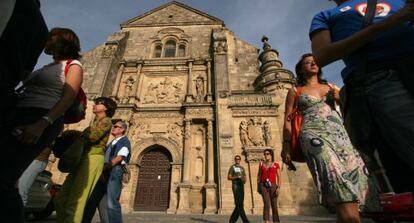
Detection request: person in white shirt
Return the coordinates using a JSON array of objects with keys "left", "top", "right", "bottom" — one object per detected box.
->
[{"left": 82, "top": 120, "right": 131, "bottom": 223}]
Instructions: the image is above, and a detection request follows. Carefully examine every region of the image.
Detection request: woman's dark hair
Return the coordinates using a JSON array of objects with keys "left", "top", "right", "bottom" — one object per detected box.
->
[
  {"left": 295, "top": 53, "right": 327, "bottom": 86},
  {"left": 263, "top": 148, "right": 274, "bottom": 162},
  {"left": 44, "top": 27, "right": 81, "bottom": 60},
  {"left": 94, "top": 97, "right": 117, "bottom": 118}
]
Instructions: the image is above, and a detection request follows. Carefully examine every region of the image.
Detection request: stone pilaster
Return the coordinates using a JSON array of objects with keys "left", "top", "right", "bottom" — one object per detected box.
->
[
  {"left": 131, "top": 62, "right": 143, "bottom": 103},
  {"left": 206, "top": 59, "right": 213, "bottom": 102},
  {"left": 204, "top": 119, "right": 217, "bottom": 213},
  {"left": 185, "top": 60, "right": 194, "bottom": 102},
  {"left": 204, "top": 183, "right": 217, "bottom": 214},
  {"left": 177, "top": 119, "right": 192, "bottom": 213},
  {"left": 111, "top": 61, "right": 125, "bottom": 100}
]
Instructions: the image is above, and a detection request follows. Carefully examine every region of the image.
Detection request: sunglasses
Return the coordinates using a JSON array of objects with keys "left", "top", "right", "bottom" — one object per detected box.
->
[
  {"left": 264, "top": 152, "right": 271, "bottom": 156},
  {"left": 113, "top": 125, "right": 123, "bottom": 129},
  {"left": 235, "top": 158, "right": 241, "bottom": 160}
]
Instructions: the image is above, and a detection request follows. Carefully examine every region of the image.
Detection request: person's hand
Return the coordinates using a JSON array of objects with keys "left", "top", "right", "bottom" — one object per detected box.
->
[
  {"left": 382, "top": 2, "right": 414, "bottom": 29},
  {"left": 281, "top": 146, "right": 291, "bottom": 164},
  {"left": 275, "top": 187, "right": 280, "bottom": 197},
  {"left": 330, "top": 84, "right": 340, "bottom": 101},
  {"left": 14, "top": 120, "right": 48, "bottom": 145}
]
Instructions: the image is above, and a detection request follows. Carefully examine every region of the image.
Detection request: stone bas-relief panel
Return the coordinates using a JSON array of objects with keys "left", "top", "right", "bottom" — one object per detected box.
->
[
  {"left": 128, "top": 120, "right": 184, "bottom": 148},
  {"left": 142, "top": 77, "right": 185, "bottom": 104},
  {"left": 239, "top": 117, "right": 272, "bottom": 147}
]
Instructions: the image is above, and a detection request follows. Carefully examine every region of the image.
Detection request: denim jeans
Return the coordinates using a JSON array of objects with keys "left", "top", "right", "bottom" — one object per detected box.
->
[
  {"left": 0, "top": 108, "right": 63, "bottom": 223},
  {"left": 18, "top": 159, "right": 47, "bottom": 205},
  {"left": 82, "top": 165, "right": 124, "bottom": 223},
  {"left": 345, "top": 70, "right": 414, "bottom": 193}
]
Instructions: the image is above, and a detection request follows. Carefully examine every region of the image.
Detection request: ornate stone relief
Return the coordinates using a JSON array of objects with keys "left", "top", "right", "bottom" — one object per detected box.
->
[
  {"left": 239, "top": 117, "right": 272, "bottom": 147},
  {"left": 128, "top": 121, "right": 183, "bottom": 147},
  {"left": 143, "top": 77, "right": 184, "bottom": 104}
]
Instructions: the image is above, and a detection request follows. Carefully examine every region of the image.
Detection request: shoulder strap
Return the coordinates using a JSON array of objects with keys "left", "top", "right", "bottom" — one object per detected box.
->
[{"left": 64, "top": 59, "right": 75, "bottom": 77}]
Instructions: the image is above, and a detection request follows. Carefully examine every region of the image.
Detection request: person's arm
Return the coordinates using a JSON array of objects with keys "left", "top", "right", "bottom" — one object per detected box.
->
[
  {"left": 312, "top": 2, "right": 414, "bottom": 67},
  {"left": 281, "top": 89, "right": 295, "bottom": 163},
  {"left": 16, "top": 64, "right": 83, "bottom": 145},
  {"left": 227, "top": 166, "right": 235, "bottom": 181},
  {"left": 242, "top": 167, "right": 247, "bottom": 184},
  {"left": 275, "top": 165, "right": 281, "bottom": 196}
]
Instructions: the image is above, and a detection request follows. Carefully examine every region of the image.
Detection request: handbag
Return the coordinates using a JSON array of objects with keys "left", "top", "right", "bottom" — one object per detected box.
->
[
  {"left": 63, "top": 59, "right": 87, "bottom": 124},
  {"left": 122, "top": 165, "right": 131, "bottom": 184},
  {"left": 55, "top": 130, "right": 85, "bottom": 173},
  {"left": 286, "top": 86, "right": 306, "bottom": 163}
]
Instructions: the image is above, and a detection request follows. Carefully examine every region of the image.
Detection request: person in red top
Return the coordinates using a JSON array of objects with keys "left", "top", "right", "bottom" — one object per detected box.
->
[{"left": 257, "top": 148, "right": 280, "bottom": 223}]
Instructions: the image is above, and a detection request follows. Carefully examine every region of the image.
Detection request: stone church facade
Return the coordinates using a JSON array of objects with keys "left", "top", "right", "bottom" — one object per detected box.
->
[{"left": 48, "top": 1, "right": 321, "bottom": 215}]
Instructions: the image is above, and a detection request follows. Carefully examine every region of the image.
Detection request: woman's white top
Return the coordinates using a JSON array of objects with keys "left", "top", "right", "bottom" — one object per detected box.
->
[{"left": 17, "top": 60, "right": 82, "bottom": 109}]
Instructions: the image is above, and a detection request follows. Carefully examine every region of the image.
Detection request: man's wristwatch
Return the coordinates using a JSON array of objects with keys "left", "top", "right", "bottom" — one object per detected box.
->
[{"left": 41, "top": 115, "right": 54, "bottom": 126}]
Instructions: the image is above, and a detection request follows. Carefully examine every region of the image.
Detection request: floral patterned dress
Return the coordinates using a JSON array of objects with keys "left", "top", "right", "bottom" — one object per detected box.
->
[{"left": 298, "top": 93, "right": 381, "bottom": 212}]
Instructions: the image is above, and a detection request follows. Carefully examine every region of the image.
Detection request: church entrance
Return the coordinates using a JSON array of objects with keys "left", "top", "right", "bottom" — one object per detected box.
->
[{"left": 134, "top": 146, "right": 172, "bottom": 211}]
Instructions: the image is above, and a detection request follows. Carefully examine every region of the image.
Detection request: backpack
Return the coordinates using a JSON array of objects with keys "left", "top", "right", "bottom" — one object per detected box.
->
[
  {"left": 63, "top": 59, "right": 87, "bottom": 124},
  {"left": 286, "top": 86, "right": 306, "bottom": 163}
]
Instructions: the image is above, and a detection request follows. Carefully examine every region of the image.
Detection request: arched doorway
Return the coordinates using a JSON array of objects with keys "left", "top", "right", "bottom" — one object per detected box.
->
[{"left": 134, "top": 145, "right": 172, "bottom": 211}]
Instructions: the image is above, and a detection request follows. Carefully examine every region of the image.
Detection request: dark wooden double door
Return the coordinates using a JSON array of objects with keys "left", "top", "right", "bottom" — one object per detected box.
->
[{"left": 134, "top": 147, "right": 172, "bottom": 211}]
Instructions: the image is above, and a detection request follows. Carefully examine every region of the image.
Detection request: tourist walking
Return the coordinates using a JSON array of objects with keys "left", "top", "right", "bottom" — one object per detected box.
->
[
  {"left": 228, "top": 155, "right": 250, "bottom": 223},
  {"left": 282, "top": 53, "right": 381, "bottom": 223},
  {"left": 257, "top": 149, "right": 280, "bottom": 223},
  {"left": 55, "top": 97, "right": 117, "bottom": 223},
  {"left": 310, "top": 0, "right": 414, "bottom": 194},
  {"left": 0, "top": 27, "right": 82, "bottom": 222},
  {"left": 82, "top": 120, "right": 131, "bottom": 223}
]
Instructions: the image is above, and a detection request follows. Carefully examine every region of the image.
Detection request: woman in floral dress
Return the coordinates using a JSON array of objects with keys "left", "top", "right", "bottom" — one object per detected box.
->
[{"left": 282, "top": 53, "right": 381, "bottom": 223}]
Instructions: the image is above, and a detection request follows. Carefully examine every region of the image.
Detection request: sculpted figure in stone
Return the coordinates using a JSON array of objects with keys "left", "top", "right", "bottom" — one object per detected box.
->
[
  {"left": 239, "top": 121, "right": 250, "bottom": 147},
  {"left": 120, "top": 76, "right": 135, "bottom": 104},
  {"left": 195, "top": 76, "right": 204, "bottom": 102},
  {"left": 263, "top": 121, "right": 272, "bottom": 146},
  {"left": 173, "top": 82, "right": 183, "bottom": 103},
  {"left": 143, "top": 83, "right": 158, "bottom": 104},
  {"left": 158, "top": 77, "right": 175, "bottom": 103}
]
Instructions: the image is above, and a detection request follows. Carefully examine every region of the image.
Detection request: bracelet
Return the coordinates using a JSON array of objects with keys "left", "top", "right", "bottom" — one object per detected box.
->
[{"left": 41, "top": 115, "right": 54, "bottom": 126}]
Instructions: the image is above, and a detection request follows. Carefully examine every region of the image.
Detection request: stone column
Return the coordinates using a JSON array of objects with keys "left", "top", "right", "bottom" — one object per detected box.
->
[
  {"left": 132, "top": 62, "right": 143, "bottom": 103},
  {"left": 177, "top": 119, "right": 191, "bottom": 213},
  {"left": 185, "top": 60, "right": 194, "bottom": 102},
  {"left": 206, "top": 60, "right": 213, "bottom": 102},
  {"left": 111, "top": 61, "right": 125, "bottom": 100},
  {"left": 204, "top": 119, "right": 217, "bottom": 213}
]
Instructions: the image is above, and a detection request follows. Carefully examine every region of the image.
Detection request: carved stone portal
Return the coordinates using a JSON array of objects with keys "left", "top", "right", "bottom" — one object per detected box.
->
[
  {"left": 239, "top": 117, "right": 272, "bottom": 148},
  {"left": 143, "top": 77, "right": 184, "bottom": 104}
]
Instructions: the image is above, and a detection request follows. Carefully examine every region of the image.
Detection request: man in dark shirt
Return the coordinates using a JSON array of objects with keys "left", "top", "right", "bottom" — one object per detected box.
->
[{"left": 228, "top": 155, "right": 250, "bottom": 223}]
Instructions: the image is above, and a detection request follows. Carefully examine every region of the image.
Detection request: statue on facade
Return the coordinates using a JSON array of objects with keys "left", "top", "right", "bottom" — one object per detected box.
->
[
  {"left": 158, "top": 77, "right": 175, "bottom": 103},
  {"left": 121, "top": 76, "right": 135, "bottom": 104},
  {"left": 263, "top": 121, "right": 272, "bottom": 146},
  {"left": 239, "top": 121, "right": 250, "bottom": 147},
  {"left": 195, "top": 76, "right": 204, "bottom": 102}
]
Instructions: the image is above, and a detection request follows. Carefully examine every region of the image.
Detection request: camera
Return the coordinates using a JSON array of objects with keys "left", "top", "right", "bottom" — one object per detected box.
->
[{"left": 265, "top": 179, "right": 272, "bottom": 188}]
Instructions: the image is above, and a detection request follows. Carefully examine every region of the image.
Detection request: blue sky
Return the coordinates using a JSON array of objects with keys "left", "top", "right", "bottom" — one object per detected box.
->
[{"left": 37, "top": 0, "right": 344, "bottom": 86}]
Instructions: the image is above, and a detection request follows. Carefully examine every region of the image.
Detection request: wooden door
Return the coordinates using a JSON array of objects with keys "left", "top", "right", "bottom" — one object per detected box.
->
[{"left": 134, "top": 147, "right": 171, "bottom": 211}]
